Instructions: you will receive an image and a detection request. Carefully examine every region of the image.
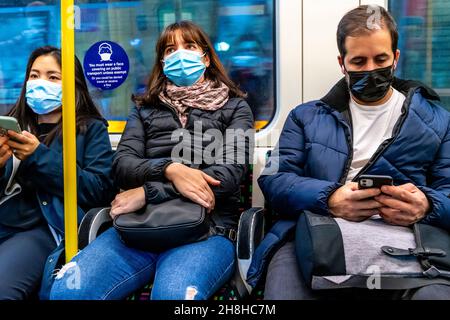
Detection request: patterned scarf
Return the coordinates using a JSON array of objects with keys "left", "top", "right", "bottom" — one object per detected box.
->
[{"left": 159, "top": 80, "right": 230, "bottom": 127}]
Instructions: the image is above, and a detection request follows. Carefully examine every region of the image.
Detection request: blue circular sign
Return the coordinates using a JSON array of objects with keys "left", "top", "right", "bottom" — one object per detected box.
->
[{"left": 83, "top": 41, "right": 129, "bottom": 90}]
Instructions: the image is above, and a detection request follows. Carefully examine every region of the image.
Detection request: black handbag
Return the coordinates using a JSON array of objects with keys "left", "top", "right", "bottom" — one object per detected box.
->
[{"left": 113, "top": 197, "right": 211, "bottom": 252}]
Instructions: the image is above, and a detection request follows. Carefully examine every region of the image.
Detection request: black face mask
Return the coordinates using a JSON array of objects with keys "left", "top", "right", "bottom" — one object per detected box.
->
[{"left": 346, "top": 65, "right": 395, "bottom": 103}]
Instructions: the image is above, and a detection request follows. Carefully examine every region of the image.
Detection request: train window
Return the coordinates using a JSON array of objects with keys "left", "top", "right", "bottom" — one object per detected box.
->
[
  {"left": 0, "top": 0, "right": 275, "bottom": 132},
  {"left": 0, "top": 1, "right": 60, "bottom": 115},
  {"left": 390, "top": 0, "right": 450, "bottom": 111}
]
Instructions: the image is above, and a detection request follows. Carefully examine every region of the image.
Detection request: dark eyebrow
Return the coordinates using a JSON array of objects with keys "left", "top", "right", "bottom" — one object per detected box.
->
[
  {"left": 165, "top": 39, "right": 177, "bottom": 46},
  {"left": 47, "top": 71, "right": 61, "bottom": 76},
  {"left": 349, "top": 56, "right": 366, "bottom": 62},
  {"left": 30, "top": 69, "right": 40, "bottom": 73},
  {"left": 350, "top": 53, "right": 390, "bottom": 61},
  {"left": 375, "top": 53, "right": 390, "bottom": 59}
]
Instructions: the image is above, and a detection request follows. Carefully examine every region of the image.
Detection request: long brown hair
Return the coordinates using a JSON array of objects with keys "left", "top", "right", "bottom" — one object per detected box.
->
[
  {"left": 133, "top": 20, "right": 246, "bottom": 106},
  {"left": 7, "top": 46, "right": 105, "bottom": 145}
]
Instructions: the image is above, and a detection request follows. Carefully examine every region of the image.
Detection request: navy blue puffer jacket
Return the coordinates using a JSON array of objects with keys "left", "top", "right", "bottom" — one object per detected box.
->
[{"left": 247, "top": 78, "right": 450, "bottom": 287}]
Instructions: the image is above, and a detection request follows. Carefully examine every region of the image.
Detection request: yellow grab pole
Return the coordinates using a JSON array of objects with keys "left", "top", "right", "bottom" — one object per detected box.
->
[{"left": 61, "top": 0, "right": 78, "bottom": 262}]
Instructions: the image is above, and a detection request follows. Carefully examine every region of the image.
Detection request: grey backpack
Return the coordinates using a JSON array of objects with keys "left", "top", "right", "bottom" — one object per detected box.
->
[{"left": 295, "top": 211, "right": 450, "bottom": 290}]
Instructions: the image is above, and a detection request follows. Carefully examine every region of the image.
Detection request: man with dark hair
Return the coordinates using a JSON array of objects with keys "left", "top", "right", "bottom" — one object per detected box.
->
[{"left": 253, "top": 5, "right": 450, "bottom": 300}]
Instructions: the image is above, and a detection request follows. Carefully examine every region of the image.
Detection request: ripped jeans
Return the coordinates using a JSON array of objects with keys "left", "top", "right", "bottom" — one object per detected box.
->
[{"left": 49, "top": 227, "right": 235, "bottom": 300}]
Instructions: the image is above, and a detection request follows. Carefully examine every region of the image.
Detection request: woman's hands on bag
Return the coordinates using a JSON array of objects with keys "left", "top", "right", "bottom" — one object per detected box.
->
[
  {"left": 328, "top": 182, "right": 383, "bottom": 221},
  {"left": 375, "top": 183, "right": 430, "bottom": 226},
  {"left": 6, "top": 130, "right": 40, "bottom": 161},
  {"left": 164, "top": 162, "right": 220, "bottom": 212},
  {"left": 0, "top": 135, "right": 13, "bottom": 168},
  {"left": 110, "top": 187, "right": 146, "bottom": 219}
]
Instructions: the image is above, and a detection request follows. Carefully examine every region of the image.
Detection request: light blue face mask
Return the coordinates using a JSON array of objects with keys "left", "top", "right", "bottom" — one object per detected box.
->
[
  {"left": 163, "top": 49, "right": 206, "bottom": 87},
  {"left": 26, "top": 79, "right": 62, "bottom": 115}
]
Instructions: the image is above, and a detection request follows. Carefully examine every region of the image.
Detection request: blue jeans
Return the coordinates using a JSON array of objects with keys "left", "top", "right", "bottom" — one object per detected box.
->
[
  {"left": 0, "top": 224, "right": 56, "bottom": 300},
  {"left": 49, "top": 227, "right": 235, "bottom": 300}
]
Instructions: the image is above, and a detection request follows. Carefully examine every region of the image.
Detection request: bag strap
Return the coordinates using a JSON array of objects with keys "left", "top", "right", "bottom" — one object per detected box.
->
[
  {"left": 382, "top": 246, "right": 446, "bottom": 258},
  {"left": 313, "top": 275, "right": 450, "bottom": 290},
  {"left": 377, "top": 276, "right": 450, "bottom": 289},
  {"left": 210, "top": 225, "right": 237, "bottom": 242},
  {"left": 381, "top": 222, "right": 450, "bottom": 280},
  {"left": 382, "top": 247, "right": 450, "bottom": 280}
]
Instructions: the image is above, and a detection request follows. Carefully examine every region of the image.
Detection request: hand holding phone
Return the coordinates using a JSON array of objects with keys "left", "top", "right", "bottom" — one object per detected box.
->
[
  {"left": 358, "top": 174, "right": 393, "bottom": 189},
  {"left": 6, "top": 130, "right": 40, "bottom": 161},
  {"left": 0, "top": 134, "right": 13, "bottom": 168}
]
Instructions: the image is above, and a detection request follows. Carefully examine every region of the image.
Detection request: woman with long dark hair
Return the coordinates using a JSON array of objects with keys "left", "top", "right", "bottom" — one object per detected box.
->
[
  {"left": 0, "top": 46, "right": 115, "bottom": 299},
  {"left": 50, "top": 21, "right": 253, "bottom": 300}
]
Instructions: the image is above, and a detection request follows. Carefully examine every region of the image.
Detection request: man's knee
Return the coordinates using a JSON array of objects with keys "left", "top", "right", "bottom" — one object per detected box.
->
[
  {"left": 264, "top": 241, "right": 312, "bottom": 300},
  {"left": 410, "top": 285, "right": 450, "bottom": 300}
]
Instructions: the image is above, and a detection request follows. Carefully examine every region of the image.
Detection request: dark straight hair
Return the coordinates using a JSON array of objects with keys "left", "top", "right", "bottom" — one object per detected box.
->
[
  {"left": 7, "top": 46, "right": 105, "bottom": 145},
  {"left": 337, "top": 5, "right": 399, "bottom": 58},
  {"left": 132, "top": 20, "right": 246, "bottom": 107}
]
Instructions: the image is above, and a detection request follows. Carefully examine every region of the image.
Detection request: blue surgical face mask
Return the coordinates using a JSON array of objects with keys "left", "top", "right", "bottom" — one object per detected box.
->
[
  {"left": 26, "top": 79, "right": 62, "bottom": 115},
  {"left": 163, "top": 49, "right": 206, "bottom": 87}
]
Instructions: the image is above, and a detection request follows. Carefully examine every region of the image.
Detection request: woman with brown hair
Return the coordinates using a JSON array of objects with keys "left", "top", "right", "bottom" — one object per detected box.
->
[{"left": 50, "top": 21, "right": 253, "bottom": 300}]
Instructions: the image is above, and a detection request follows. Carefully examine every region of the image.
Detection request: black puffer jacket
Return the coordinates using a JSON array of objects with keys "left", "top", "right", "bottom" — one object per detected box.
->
[{"left": 113, "top": 97, "right": 254, "bottom": 230}]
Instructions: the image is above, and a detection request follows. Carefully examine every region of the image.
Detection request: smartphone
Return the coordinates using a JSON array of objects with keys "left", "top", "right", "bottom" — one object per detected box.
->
[
  {"left": 357, "top": 174, "right": 393, "bottom": 189},
  {"left": 0, "top": 116, "right": 21, "bottom": 136}
]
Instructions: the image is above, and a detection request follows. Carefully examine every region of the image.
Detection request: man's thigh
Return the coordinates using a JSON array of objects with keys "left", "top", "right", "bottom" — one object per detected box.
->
[
  {"left": 264, "top": 241, "right": 323, "bottom": 300},
  {"left": 409, "top": 284, "right": 450, "bottom": 300}
]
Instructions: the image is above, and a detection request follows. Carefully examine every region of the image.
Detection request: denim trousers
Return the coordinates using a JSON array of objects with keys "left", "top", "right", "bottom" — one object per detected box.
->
[
  {"left": 0, "top": 224, "right": 56, "bottom": 300},
  {"left": 49, "top": 227, "right": 235, "bottom": 300}
]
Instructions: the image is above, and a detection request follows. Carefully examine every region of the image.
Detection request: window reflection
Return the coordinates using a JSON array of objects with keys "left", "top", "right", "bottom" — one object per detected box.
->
[
  {"left": 390, "top": 0, "right": 450, "bottom": 111},
  {"left": 0, "top": 0, "right": 275, "bottom": 131},
  {"left": 0, "top": 1, "right": 59, "bottom": 110}
]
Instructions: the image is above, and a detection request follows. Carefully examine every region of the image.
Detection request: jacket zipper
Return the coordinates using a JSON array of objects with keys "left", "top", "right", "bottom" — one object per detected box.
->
[
  {"left": 163, "top": 103, "right": 182, "bottom": 128},
  {"left": 160, "top": 103, "right": 196, "bottom": 165},
  {"left": 350, "top": 89, "right": 414, "bottom": 182},
  {"left": 335, "top": 108, "right": 354, "bottom": 184},
  {"left": 160, "top": 103, "right": 194, "bottom": 129}
]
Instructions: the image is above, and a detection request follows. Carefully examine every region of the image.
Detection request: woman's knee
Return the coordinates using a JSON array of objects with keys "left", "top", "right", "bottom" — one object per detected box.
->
[
  {"left": 151, "top": 282, "right": 208, "bottom": 300},
  {"left": 49, "top": 261, "right": 87, "bottom": 300},
  {"left": 0, "top": 283, "right": 30, "bottom": 300},
  {"left": 151, "top": 236, "right": 236, "bottom": 300}
]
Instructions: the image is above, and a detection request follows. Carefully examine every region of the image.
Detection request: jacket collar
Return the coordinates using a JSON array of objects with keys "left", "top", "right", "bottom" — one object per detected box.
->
[{"left": 320, "top": 77, "right": 441, "bottom": 113}]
